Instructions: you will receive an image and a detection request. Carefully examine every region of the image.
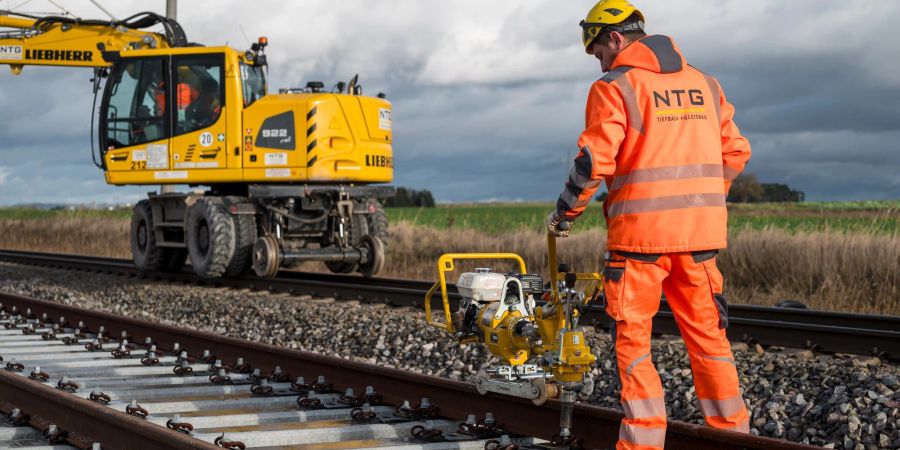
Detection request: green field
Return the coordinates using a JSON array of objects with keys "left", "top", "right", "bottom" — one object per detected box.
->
[
  {"left": 387, "top": 201, "right": 900, "bottom": 235},
  {"left": 2, "top": 201, "right": 897, "bottom": 235}
]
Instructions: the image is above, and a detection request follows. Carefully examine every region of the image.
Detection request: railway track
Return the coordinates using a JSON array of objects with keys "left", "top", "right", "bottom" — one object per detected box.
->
[
  {"left": 0, "top": 290, "right": 817, "bottom": 450},
  {"left": 0, "top": 249, "right": 897, "bottom": 361}
]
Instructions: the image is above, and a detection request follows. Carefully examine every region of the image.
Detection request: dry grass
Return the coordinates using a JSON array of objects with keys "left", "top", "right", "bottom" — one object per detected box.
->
[{"left": 0, "top": 218, "right": 896, "bottom": 315}]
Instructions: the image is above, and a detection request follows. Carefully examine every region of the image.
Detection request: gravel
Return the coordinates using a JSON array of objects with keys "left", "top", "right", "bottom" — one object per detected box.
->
[{"left": 1, "top": 262, "right": 898, "bottom": 449}]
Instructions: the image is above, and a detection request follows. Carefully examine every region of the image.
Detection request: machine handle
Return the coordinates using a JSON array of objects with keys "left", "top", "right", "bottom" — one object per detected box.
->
[{"left": 557, "top": 220, "right": 571, "bottom": 231}]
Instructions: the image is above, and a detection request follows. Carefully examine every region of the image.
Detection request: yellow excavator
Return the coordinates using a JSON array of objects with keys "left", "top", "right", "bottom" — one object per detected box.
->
[{"left": 0, "top": 9, "right": 393, "bottom": 278}]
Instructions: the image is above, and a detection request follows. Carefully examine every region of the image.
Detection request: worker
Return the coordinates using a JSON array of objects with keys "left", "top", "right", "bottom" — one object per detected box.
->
[
  {"left": 152, "top": 66, "right": 200, "bottom": 121},
  {"left": 546, "top": 1, "right": 752, "bottom": 448}
]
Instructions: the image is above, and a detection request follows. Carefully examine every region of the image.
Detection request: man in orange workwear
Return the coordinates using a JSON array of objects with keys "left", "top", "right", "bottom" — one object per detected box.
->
[{"left": 546, "top": 1, "right": 752, "bottom": 448}]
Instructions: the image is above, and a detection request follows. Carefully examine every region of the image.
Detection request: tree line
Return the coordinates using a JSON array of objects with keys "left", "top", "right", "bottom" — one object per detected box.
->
[{"left": 384, "top": 187, "right": 436, "bottom": 207}]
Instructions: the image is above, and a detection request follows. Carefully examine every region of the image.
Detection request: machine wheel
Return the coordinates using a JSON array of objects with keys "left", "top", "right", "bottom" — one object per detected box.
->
[
  {"left": 358, "top": 235, "right": 385, "bottom": 277},
  {"left": 252, "top": 235, "right": 282, "bottom": 278},
  {"left": 186, "top": 197, "right": 235, "bottom": 278},
  {"left": 474, "top": 369, "right": 489, "bottom": 396},
  {"left": 324, "top": 213, "right": 366, "bottom": 274},
  {"left": 130, "top": 200, "right": 167, "bottom": 272},
  {"left": 223, "top": 198, "right": 257, "bottom": 277},
  {"left": 529, "top": 378, "right": 549, "bottom": 406}
]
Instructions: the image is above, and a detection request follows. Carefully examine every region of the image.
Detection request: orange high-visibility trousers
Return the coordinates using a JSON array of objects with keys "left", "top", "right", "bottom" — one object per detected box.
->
[{"left": 603, "top": 250, "right": 749, "bottom": 449}]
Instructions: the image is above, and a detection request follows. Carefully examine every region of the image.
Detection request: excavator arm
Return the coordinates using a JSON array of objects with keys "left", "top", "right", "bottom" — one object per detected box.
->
[{"left": 0, "top": 10, "right": 184, "bottom": 74}]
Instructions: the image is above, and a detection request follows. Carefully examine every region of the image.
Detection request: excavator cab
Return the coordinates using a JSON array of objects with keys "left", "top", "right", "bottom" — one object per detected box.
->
[{"left": 100, "top": 49, "right": 233, "bottom": 178}]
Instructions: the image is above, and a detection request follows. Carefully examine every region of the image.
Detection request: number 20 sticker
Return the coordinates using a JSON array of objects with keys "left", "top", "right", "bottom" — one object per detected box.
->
[{"left": 200, "top": 132, "right": 213, "bottom": 147}]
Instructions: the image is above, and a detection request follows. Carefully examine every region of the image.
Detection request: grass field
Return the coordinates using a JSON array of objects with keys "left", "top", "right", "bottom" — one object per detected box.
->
[
  {"left": 0, "top": 201, "right": 897, "bottom": 315},
  {"left": 388, "top": 201, "right": 899, "bottom": 234}
]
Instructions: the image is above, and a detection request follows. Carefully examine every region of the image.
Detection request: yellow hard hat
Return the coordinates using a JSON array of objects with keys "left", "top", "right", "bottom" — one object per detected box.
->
[{"left": 579, "top": 0, "right": 645, "bottom": 53}]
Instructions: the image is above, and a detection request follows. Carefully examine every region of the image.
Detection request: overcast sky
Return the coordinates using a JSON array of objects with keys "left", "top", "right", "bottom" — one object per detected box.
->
[{"left": 1, "top": 0, "right": 898, "bottom": 205}]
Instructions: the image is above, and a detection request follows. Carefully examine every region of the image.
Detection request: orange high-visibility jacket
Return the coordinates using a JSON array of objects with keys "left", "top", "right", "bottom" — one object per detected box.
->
[{"left": 556, "top": 35, "right": 751, "bottom": 253}]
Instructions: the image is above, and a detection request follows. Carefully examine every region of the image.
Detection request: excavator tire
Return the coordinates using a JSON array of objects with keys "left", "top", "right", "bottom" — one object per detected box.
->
[
  {"left": 130, "top": 200, "right": 167, "bottom": 272},
  {"left": 186, "top": 197, "right": 235, "bottom": 278},
  {"left": 224, "top": 204, "right": 257, "bottom": 277},
  {"left": 367, "top": 200, "right": 389, "bottom": 246}
]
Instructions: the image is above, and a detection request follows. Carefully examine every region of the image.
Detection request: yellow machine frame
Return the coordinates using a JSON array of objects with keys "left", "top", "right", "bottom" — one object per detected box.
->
[{"left": 424, "top": 235, "right": 602, "bottom": 384}]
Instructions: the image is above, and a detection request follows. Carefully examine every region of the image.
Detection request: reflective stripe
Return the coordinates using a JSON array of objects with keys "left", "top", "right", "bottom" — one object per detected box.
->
[
  {"left": 613, "top": 76, "right": 644, "bottom": 135},
  {"left": 607, "top": 193, "right": 726, "bottom": 218},
  {"left": 701, "top": 354, "right": 735, "bottom": 366},
  {"left": 619, "top": 423, "right": 667, "bottom": 448},
  {"left": 703, "top": 74, "right": 722, "bottom": 123},
  {"left": 601, "top": 66, "right": 632, "bottom": 83},
  {"left": 623, "top": 396, "right": 667, "bottom": 419},
  {"left": 639, "top": 35, "right": 682, "bottom": 73},
  {"left": 574, "top": 180, "right": 602, "bottom": 209},
  {"left": 610, "top": 163, "right": 724, "bottom": 190},
  {"left": 699, "top": 394, "right": 746, "bottom": 419},
  {"left": 557, "top": 147, "right": 599, "bottom": 215},
  {"left": 721, "top": 419, "right": 750, "bottom": 433},
  {"left": 723, "top": 166, "right": 741, "bottom": 181},
  {"left": 625, "top": 353, "right": 651, "bottom": 376}
]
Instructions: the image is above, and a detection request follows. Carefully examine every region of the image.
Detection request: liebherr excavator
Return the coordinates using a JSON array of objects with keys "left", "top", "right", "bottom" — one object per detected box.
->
[{"left": 0, "top": 10, "right": 393, "bottom": 278}]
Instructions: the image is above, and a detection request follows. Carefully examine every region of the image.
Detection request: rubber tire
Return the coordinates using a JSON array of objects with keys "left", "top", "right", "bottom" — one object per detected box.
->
[
  {"left": 131, "top": 200, "right": 167, "bottom": 272},
  {"left": 367, "top": 200, "right": 389, "bottom": 246},
  {"left": 223, "top": 197, "right": 257, "bottom": 277},
  {"left": 186, "top": 197, "right": 235, "bottom": 278}
]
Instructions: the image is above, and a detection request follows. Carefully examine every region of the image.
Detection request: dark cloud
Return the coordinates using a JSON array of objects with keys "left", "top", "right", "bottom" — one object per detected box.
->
[{"left": 0, "top": 1, "right": 898, "bottom": 205}]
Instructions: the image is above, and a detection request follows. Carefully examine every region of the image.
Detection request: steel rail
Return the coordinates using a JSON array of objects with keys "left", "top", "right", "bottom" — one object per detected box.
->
[
  {"left": 0, "top": 291, "right": 817, "bottom": 450},
  {"left": 0, "top": 249, "right": 897, "bottom": 360}
]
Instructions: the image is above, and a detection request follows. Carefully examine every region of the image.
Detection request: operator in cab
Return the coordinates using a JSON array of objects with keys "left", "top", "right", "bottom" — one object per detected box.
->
[{"left": 546, "top": 1, "right": 752, "bottom": 448}]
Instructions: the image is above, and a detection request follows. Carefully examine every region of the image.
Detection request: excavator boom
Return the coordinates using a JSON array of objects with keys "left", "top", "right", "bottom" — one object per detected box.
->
[{"left": 0, "top": 10, "right": 183, "bottom": 73}]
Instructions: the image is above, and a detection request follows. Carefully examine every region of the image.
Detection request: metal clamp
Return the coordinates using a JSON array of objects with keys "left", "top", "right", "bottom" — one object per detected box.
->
[
  {"left": 166, "top": 417, "right": 194, "bottom": 434},
  {"left": 29, "top": 367, "right": 49, "bottom": 382},
  {"left": 231, "top": 358, "right": 252, "bottom": 374},
  {"left": 350, "top": 404, "right": 378, "bottom": 423},
  {"left": 126, "top": 401, "right": 149, "bottom": 419},
  {"left": 44, "top": 424, "right": 67, "bottom": 444},
  {"left": 484, "top": 437, "right": 519, "bottom": 450},
  {"left": 250, "top": 381, "right": 273, "bottom": 396},
  {"left": 140, "top": 353, "right": 160, "bottom": 366},
  {"left": 395, "top": 398, "right": 438, "bottom": 420},
  {"left": 209, "top": 369, "right": 232, "bottom": 385},
  {"left": 296, "top": 394, "right": 323, "bottom": 410},
  {"left": 110, "top": 345, "right": 131, "bottom": 359},
  {"left": 312, "top": 376, "right": 333, "bottom": 393},
  {"left": 89, "top": 389, "right": 111, "bottom": 405},
  {"left": 410, "top": 422, "right": 444, "bottom": 442},
  {"left": 173, "top": 362, "right": 194, "bottom": 376},
  {"left": 56, "top": 377, "right": 79, "bottom": 392},
  {"left": 6, "top": 408, "right": 29, "bottom": 426},
  {"left": 214, "top": 434, "right": 246, "bottom": 450}
]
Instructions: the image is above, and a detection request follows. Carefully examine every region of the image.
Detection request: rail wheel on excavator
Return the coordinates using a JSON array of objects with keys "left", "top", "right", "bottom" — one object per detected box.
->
[{"left": 1, "top": 9, "right": 393, "bottom": 278}]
